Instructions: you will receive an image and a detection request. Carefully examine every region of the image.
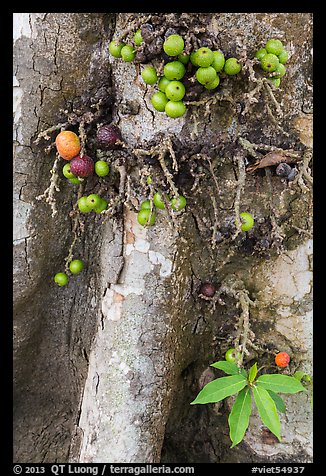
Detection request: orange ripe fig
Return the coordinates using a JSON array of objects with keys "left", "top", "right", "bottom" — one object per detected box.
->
[
  {"left": 55, "top": 131, "right": 81, "bottom": 160},
  {"left": 275, "top": 351, "right": 290, "bottom": 368}
]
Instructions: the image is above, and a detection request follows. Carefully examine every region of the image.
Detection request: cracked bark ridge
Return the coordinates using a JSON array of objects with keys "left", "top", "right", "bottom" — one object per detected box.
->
[{"left": 13, "top": 13, "right": 120, "bottom": 463}]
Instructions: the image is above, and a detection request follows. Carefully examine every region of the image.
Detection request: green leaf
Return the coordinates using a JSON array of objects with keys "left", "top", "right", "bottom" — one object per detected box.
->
[
  {"left": 248, "top": 363, "right": 258, "bottom": 382},
  {"left": 228, "top": 387, "right": 252, "bottom": 448},
  {"left": 210, "top": 360, "right": 248, "bottom": 378},
  {"left": 252, "top": 385, "right": 281, "bottom": 441},
  {"left": 293, "top": 371, "right": 305, "bottom": 381},
  {"left": 267, "top": 390, "right": 286, "bottom": 413},
  {"left": 293, "top": 371, "right": 311, "bottom": 383},
  {"left": 240, "top": 368, "right": 248, "bottom": 378},
  {"left": 191, "top": 374, "right": 247, "bottom": 405},
  {"left": 256, "top": 374, "right": 306, "bottom": 394},
  {"left": 210, "top": 361, "right": 242, "bottom": 375}
]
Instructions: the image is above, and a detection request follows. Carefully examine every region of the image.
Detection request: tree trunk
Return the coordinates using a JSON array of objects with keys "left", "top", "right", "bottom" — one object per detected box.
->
[{"left": 13, "top": 12, "right": 313, "bottom": 463}]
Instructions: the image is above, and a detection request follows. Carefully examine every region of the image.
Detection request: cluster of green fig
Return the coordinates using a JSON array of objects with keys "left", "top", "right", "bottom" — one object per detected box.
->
[
  {"left": 137, "top": 177, "right": 187, "bottom": 226},
  {"left": 109, "top": 31, "right": 241, "bottom": 118},
  {"left": 54, "top": 259, "right": 85, "bottom": 287},
  {"left": 190, "top": 47, "right": 241, "bottom": 81},
  {"left": 77, "top": 193, "right": 108, "bottom": 214},
  {"left": 255, "top": 39, "right": 289, "bottom": 88},
  {"left": 54, "top": 195, "right": 107, "bottom": 286}
]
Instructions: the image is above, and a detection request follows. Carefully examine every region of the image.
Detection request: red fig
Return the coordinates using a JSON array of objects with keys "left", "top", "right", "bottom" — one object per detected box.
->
[{"left": 70, "top": 155, "right": 94, "bottom": 177}]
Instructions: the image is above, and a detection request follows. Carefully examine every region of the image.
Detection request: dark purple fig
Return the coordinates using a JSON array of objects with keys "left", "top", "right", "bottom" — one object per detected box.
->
[
  {"left": 96, "top": 124, "right": 122, "bottom": 150},
  {"left": 199, "top": 282, "right": 216, "bottom": 298}
]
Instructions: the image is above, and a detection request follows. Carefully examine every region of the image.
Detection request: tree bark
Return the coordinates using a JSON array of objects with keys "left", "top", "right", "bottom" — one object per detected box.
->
[{"left": 13, "top": 12, "right": 313, "bottom": 463}]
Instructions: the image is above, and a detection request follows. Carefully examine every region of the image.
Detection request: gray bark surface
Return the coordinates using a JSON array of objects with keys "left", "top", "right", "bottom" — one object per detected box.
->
[{"left": 13, "top": 13, "right": 313, "bottom": 463}]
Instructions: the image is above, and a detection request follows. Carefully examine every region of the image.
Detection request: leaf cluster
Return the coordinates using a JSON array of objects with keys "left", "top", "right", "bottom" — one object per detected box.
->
[{"left": 191, "top": 360, "right": 307, "bottom": 447}]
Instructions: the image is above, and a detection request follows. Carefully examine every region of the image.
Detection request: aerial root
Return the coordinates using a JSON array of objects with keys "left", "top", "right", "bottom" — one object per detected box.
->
[{"left": 35, "top": 153, "right": 61, "bottom": 217}]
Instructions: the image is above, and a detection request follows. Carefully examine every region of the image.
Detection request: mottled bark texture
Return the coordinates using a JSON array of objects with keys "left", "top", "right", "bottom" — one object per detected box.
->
[{"left": 13, "top": 13, "right": 312, "bottom": 463}]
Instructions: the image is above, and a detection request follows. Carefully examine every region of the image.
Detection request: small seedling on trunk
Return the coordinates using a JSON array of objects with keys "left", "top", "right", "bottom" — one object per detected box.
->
[{"left": 191, "top": 358, "right": 306, "bottom": 447}]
